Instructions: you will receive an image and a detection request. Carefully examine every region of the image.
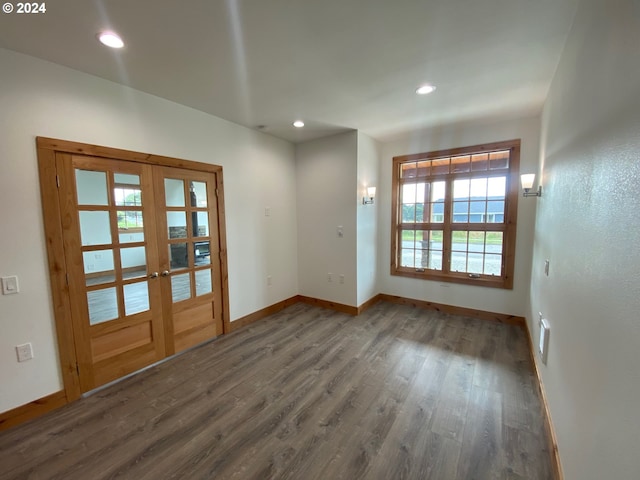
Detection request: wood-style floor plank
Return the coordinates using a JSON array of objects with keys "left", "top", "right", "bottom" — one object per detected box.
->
[{"left": 0, "top": 302, "right": 555, "bottom": 479}]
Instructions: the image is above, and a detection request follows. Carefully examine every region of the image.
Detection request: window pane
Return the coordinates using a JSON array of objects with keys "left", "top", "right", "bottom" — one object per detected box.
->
[
  {"left": 114, "top": 173, "right": 140, "bottom": 186},
  {"left": 121, "top": 247, "right": 147, "bottom": 278},
  {"left": 453, "top": 179, "right": 470, "bottom": 200},
  {"left": 486, "top": 232, "right": 504, "bottom": 254},
  {"left": 471, "top": 153, "right": 488, "bottom": 171},
  {"left": 451, "top": 252, "right": 468, "bottom": 272},
  {"left": 452, "top": 231, "right": 468, "bottom": 251},
  {"left": 402, "top": 183, "right": 417, "bottom": 203},
  {"left": 79, "top": 211, "right": 112, "bottom": 246},
  {"left": 431, "top": 181, "right": 445, "bottom": 202},
  {"left": 194, "top": 241, "right": 211, "bottom": 266},
  {"left": 429, "top": 231, "right": 443, "bottom": 251},
  {"left": 169, "top": 243, "right": 189, "bottom": 270},
  {"left": 468, "top": 231, "right": 485, "bottom": 252},
  {"left": 484, "top": 254, "right": 502, "bottom": 275},
  {"left": 167, "top": 212, "right": 187, "bottom": 239},
  {"left": 416, "top": 161, "right": 430, "bottom": 177},
  {"left": 487, "top": 201, "right": 505, "bottom": 223},
  {"left": 401, "top": 162, "right": 418, "bottom": 178},
  {"left": 76, "top": 170, "right": 108, "bottom": 206},
  {"left": 194, "top": 212, "right": 209, "bottom": 236},
  {"left": 83, "top": 249, "right": 115, "bottom": 286},
  {"left": 119, "top": 229, "right": 145, "bottom": 244},
  {"left": 171, "top": 273, "right": 191, "bottom": 303},
  {"left": 117, "top": 210, "right": 143, "bottom": 230},
  {"left": 400, "top": 249, "right": 414, "bottom": 267},
  {"left": 432, "top": 158, "right": 450, "bottom": 175},
  {"left": 165, "top": 179, "right": 185, "bottom": 207},
  {"left": 191, "top": 181, "right": 208, "bottom": 207},
  {"left": 430, "top": 203, "right": 444, "bottom": 223},
  {"left": 489, "top": 151, "right": 509, "bottom": 170},
  {"left": 452, "top": 202, "right": 469, "bottom": 223},
  {"left": 470, "top": 178, "right": 488, "bottom": 198},
  {"left": 114, "top": 187, "right": 142, "bottom": 207},
  {"left": 467, "top": 253, "right": 484, "bottom": 274},
  {"left": 195, "top": 269, "right": 212, "bottom": 296},
  {"left": 87, "top": 287, "right": 118, "bottom": 325},
  {"left": 124, "top": 281, "right": 149, "bottom": 316},
  {"left": 470, "top": 201, "right": 486, "bottom": 222},
  {"left": 415, "top": 204, "right": 426, "bottom": 222},
  {"left": 488, "top": 176, "right": 506, "bottom": 198},
  {"left": 402, "top": 204, "right": 416, "bottom": 223},
  {"left": 451, "top": 155, "right": 470, "bottom": 173}
]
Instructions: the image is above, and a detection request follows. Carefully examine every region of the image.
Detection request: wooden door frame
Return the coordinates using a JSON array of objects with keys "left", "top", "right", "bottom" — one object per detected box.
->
[{"left": 36, "top": 137, "right": 230, "bottom": 403}]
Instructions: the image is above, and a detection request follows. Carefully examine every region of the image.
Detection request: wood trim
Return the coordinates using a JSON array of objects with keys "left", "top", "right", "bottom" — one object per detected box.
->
[
  {"left": 0, "top": 391, "right": 68, "bottom": 432},
  {"left": 356, "top": 294, "right": 382, "bottom": 314},
  {"left": 36, "top": 137, "right": 222, "bottom": 174},
  {"left": 215, "top": 172, "right": 231, "bottom": 334},
  {"left": 377, "top": 293, "right": 525, "bottom": 326},
  {"left": 297, "top": 296, "right": 359, "bottom": 316},
  {"left": 37, "top": 147, "right": 82, "bottom": 402},
  {"left": 393, "top": 139, "right": 522, "bottom": 163},
  {"left": 228, "top": 296, "right": 300, "bottom": 333},
  {"left": 523, "top": 323, "right": 563, "bottom": 480}
]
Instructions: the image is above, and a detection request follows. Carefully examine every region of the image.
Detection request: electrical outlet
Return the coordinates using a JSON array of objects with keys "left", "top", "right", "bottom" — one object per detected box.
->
[
  {"left": 339, "top": 274, "right": 345, "bottom": 284},
  {"left": 16, "top": 343, "right": 33, "bottom": 362}
]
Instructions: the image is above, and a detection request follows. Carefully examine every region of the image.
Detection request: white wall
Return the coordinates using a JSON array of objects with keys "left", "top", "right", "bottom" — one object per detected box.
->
[
  {"left": 296, "top": 132, "right": 358, "bottom": 306},
  {"left": 378, "top": 116, "right": 540, "bottom": 316},
  {"left": 0, "top": 48, "right": 298, "bottom": 412},
  {"left": 356, "top": 132, "right": 380, "bottom": 306},
  {"left": 531, "top": 1, "right": 640, "bottom": 478}
]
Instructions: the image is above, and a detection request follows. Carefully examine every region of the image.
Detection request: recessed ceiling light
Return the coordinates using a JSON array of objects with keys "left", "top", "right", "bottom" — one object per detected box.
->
[
  {"left": 97, "top": 31, "right": 124, "bottom": 49},
  {"left": 293, "top": 120, "right": 305, "bottom": 128},
  {"left": 416, "top": 84, "right": 436, "bottom": 95}
]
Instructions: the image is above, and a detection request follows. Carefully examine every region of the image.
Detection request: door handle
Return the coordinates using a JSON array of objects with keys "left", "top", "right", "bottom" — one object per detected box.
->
[
  {"left": 161, "top": 270, "right": 170, "bottom": 277},
  {"left": 148, "top": 272, "right": 159, "bottom": 278}
]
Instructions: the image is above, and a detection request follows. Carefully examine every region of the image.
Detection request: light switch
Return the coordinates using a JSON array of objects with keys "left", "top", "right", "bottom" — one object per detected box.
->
[{"left": 1, "top": 276, "right": 19, "bottom": 295}]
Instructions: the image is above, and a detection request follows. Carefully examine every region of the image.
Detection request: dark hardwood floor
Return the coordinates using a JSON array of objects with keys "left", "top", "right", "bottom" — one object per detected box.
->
[{"left": 0, "top": 302, "right": 553, "bottom": 479}]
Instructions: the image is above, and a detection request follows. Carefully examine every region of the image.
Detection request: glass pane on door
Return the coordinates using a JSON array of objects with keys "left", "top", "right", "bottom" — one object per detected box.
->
[
  {"left": 165, "top": 179, "right": 185, "bottom": 207},
  {"left": 79, "top": 211, "right": 112, "bottom": 246},
  {"left": 124, "top": 281, "right": 150, "bottom": 316},
  {"left": 76, "top": 170, "right": 109, "bottom": 206},
  {"left": 83, "top": 249, "right": 115, "bottom": 286},
  {"left": 87, "top": 287, "right": 119, "bottom": 325},
  {"left": 195, "top": 269, "right": 212, "bottom": 296},
  {"left": 171, "top": 273, "right": 191, "bottom": 303}
]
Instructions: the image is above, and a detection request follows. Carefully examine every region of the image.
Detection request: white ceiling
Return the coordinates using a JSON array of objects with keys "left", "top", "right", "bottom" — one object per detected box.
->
[{"left": 0, "top": 0, "right": 579, "bottom": 143}]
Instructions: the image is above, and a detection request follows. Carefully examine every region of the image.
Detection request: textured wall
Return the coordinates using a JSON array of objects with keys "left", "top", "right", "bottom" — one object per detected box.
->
[{"left": 531, "top": 0, "right": 640, "bottom": 478}]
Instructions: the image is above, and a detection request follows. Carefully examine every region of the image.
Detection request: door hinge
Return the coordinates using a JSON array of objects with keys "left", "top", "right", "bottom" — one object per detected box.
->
[{"left": 56, "top": 175, "right": 60, "bottom": 188}]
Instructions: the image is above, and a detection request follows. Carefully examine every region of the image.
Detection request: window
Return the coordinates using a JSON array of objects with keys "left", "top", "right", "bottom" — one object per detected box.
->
[
  {"left": 391, "top": 139, "right": 520, "bottom": 289},
  {"left": 114, "top": 182, "right": 144, "bottom": 231}
]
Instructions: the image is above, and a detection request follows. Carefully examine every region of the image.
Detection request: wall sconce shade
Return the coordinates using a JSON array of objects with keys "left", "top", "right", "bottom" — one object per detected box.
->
[
  {"left": 521, "top": 174, "right": 542, "bottom": 197},
  {"left": 363, "top": 186, "right": 376, "bottom": 204}
]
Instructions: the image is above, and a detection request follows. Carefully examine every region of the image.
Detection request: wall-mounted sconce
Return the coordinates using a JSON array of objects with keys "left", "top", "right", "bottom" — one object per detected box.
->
[
  {"left": 363, "top": 186, "right": 376, "bottom": 204},
  {"left": 521, "top": 174, "right": 542, "bottom": 197}
]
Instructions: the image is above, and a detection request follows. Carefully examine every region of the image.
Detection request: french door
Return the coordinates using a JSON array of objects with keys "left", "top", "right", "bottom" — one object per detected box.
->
[{"left": 52, "top": 146, "right": 226, "bottom": 393}]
